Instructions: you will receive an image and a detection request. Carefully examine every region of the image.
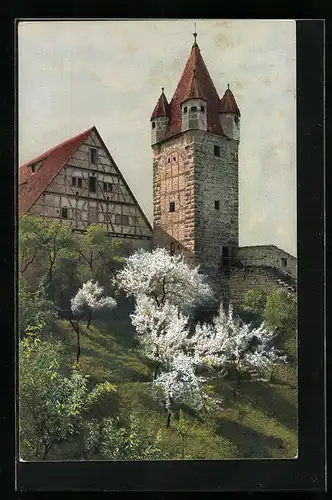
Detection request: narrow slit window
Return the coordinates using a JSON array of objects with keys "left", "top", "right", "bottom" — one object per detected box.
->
[
  {"left": 214, "top": 145, "right": 221, "bottom": 157},
  {"left": 190, "top": 106, "right": 197, "bottom": 112},
  {"left": 31, "top": 164, "right": 36, "bottom": 173},
  {"left": 89, "top": 176, "right": 97, "bottom": 193},
  {"left": 169, "top": 201, "right": 175, "bottom": 212},
  {"left": 200, "top": 105, "right": 205, "bottom": 112},
  {"left": 61, "top": 207, "right": 68, "bottom": 219},
  {"left": 90, "top": 148, "right": 97, "bottom": 164},
  {"left": 170, "top": 242, "right": 175, "bottom": 256},
  {"left": 72, "top": 177, "right": 77, "bottom": 186},
  {"left": 215, "top": 200, "right": 220, "bottom": 210},
  {"left": 152, "top": 122, "right": 156, "bottom": 129},
  {"left": 281, "top": 258, "right": 287, "bottom": 267},
  {"left": 183, "top": 106, "right": 188, "bottom": 114},
  {"left": 103, "top": 182, "right": 107, "bottom": 191},
  {"left": 77, "top": 178, "right": 82, "bottom": 188}
]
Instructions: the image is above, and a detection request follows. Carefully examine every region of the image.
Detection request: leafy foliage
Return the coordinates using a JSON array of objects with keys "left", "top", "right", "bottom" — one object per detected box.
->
[{"left": 19, "top": 278, "right": 58, "bottom": 337}]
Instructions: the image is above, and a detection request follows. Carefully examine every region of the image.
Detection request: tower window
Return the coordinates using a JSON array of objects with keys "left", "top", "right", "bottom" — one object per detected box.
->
[
  {"left": 169, "top": 201, "right": 175, "bottom": 212},
  {"left": 61, "top": 207, "right": 68, "bottom": 219},
  {"left": 200, "top": 105, "right": 205, "bottom": 112},
  {"left": 214, "top": 145, "right": 221, "bottom": 157},
  {"left": 77, "top": 178, "right": 82, "bottom": 188},
  {"left": 30, "top": 164, "right": 36, "bottom": 173},
  {"left": 168, "top": 158, "right": 171, "bottom": 163},
  {"left": 90, "top": 148, "right": 97, "bottom": 164},
  {"left": 281, "top": 258, "right": 287, "bottom": 268},
  {"left": 72, "top": 177, "right": 77, "bottom": 186},
  {"left": 190, "top": 106, "right": 197, "bottom": 112},
  {"left": 183, "top": 106, "right": 188, "bottom": 114},
  {"left": 152, "top": 122, "right": 156, "bottom": 129},
  {"left": 89, "top": 176, "right": 97, "bottom": 193},
  {"left": 173, "top": 156, "right": 176, "bottom": 161},
  {"left": 170, "top": 242, "right": 175, "bottom": 256},
  {"left": 215, "top": 200, "right": 220, "bottom": 210}
]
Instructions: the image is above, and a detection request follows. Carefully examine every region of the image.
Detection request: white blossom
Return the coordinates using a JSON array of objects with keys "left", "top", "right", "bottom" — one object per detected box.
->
[
  {"left": 153, "top": 353, "right": 205, "bottom": 412},
  {"left": 114, "top": 247, "right": 212, "bottom": 314},
  {"left": 131, "top": 295, "right": 190, "bottom": 365},
  {"left": 189, "top": 303, "right": 286, "bottom": 375},
  {"left": 71, "top": 280, "right": 117, "bottom": 317}
]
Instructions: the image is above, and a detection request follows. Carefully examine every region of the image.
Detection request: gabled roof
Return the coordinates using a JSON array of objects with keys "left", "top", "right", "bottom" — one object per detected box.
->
[
  {"left": 19, "top": 127, "right": 93, "bottom": 216},
  {"left": 163, "top": 42, "right": 224, "bottom": 139},
  {"left": 150, "top": 88, "right": 170, "bottom": 121},
  {"left": 220, "top": 87, "right": 241, "bottom": 116}
]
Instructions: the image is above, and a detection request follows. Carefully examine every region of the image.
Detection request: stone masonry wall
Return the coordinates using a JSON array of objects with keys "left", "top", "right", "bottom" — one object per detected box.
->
[
  {"left": 237, "top": 245, "right": 297, "bottom": 279},
  {"left": 194, "top": 131, "right": 239, "bottom": 288},
  {"left": 228, "top": 265, "right": 297, "bottom": 309}
]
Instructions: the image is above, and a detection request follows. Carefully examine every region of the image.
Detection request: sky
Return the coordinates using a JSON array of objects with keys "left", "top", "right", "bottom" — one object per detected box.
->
[{"left": 18, "top": 19, "right": 297, "bottom": 256}]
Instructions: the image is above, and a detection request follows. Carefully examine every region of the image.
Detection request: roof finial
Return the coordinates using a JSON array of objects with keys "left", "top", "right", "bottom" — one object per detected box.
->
[
  {"left": 193, "top": 22, "right": 197, "bottom": 45},
  {"left": 227, "top": 83, "right": 230, "bottom": 90},
  {"left": 161, "top": 86, "right": 164, "bottom": 94}
]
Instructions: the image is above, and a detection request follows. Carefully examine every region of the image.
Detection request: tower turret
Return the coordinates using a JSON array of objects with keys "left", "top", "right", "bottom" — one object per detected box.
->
[
  {"left": 219, "top": 84, "right": 241, "bottom": 141},
  {"left": 150, "top": 87, "right": 170, "bottom": 145},
  {"left": 181, "top": 69, "right": 207, "bottom": 132}
]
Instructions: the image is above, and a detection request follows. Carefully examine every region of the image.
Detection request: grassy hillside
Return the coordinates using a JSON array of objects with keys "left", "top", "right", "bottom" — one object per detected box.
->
[{"left": 56, "top": 307, "right": 298, "bottom": 460}]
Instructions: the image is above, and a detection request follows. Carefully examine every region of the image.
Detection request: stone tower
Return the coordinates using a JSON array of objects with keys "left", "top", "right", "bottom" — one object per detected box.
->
[{"left": 151, "top": 34, "right": 241, "bottom": 303}]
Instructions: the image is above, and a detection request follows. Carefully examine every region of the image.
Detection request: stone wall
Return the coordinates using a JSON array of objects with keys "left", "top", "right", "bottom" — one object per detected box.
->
[
  {"left": 236, "top": 245, "right": 297, "bottom": 279},
  {"left": 227, "top": 265, "right": 297, "bottom": 309},
  {"left": 194, "top": 131, "right": 239, "bottom": 279}
]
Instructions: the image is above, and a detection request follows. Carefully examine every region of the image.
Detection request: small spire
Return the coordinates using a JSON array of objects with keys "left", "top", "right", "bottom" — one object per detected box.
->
[
  {"left": 161, "top": 87, "right": 164, "bottom": 94},
  {"left": 193, "top": 22, "right": 197, "bottom": 45},
  {"left": 227, "top": 83, "right": 230, "bottom": 90}
]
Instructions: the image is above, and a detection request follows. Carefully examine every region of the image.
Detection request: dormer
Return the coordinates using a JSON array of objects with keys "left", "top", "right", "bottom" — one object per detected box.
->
[
  {"left": 150, "top": 87, "right": 170, "bottom": 145},
  {"left": 181, "top": 69, "right": 207, "bottom": 132},
  {"left": 219, "top": 85, "right": 241, "bottom": 141}
]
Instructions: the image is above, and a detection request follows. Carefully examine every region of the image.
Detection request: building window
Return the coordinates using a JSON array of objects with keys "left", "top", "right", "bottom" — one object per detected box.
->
[
  {"left": 77, "top": 178, "right": 83, "bottom": 188},
  {"left": 281, "top": 258, "right": 287, "bottom": 268},
  {"left": 235, "top": 116, "right": 239, "bottom": 124},
  {"left": 31, "top": 164, "right": 36, "bottom": 174},
  {"left": 169, "top": 201, "right": 175, "bottom": 212},
  {"left": 90, "top": 148, "right": 97, "bottom": 164},
  {"left": 152, "top": 122, "right": 156, "bottom": 129},
  {"left": 201, "top": 105, "right": 205, "bottom": 112},
  {"left": 173, "top": 156, "right": 176, "bottom": 161},
  {"left": 183, "top": 106, "right": 188, "bottom": 114},
  {"left": 72, "top": 177, "right": 77, "bottom": 186},
  {"left": 168, "top": 158, "right": 171, "bottom": 163},
  {"left": 215, "top": 200, "right": 220, "bottom": 210},
  {"left": 214, "top": 145, "right": 221, "bottom": 157},
  {"left": 61, "top": 207, "right": 68, "bottom": 219},
  {"left": 170, "top": 242, "right": 175, "bottom": 256},
  {"left": 103, "top": 182, "right": 113, "bottom": 192},
  {"left": 115, "top": 214, "right": 129, "bottom": 225},
  {"left": 89, "top": 176, "right": 97, "bottom": 193},
  {"left": 190, "top": 106, "right": 197, "bottom": 112}
]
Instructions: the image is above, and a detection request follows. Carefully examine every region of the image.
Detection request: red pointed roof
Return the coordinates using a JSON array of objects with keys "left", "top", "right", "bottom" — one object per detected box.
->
[
  {"left": 220, "top": 86, "right": 241, "bottom": 116},
  {"left": 19, "top": 126, "right": 93, "bottom": 216},
  {"left": 150, "top": 88, "right": 170, "bottom": 121},
  {"left": 182, "top": 69, "right": 207, "bottom": 102},
  {"left": 164, "top": 42, "right": 223, "bottom": 139}
]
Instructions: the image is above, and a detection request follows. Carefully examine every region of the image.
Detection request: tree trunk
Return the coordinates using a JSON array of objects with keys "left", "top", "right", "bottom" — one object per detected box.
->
[
  {"left": 181, "top": 434, "right": 185, "bottom": 459},
  {"left": 166, "top": 411, "right": 171, "bottom": 427},
  {"left": 153, "top": 362, "right": 160, "bottom": 380},
  {"left": 69, "top": 318, "right": 81, "bottom": 364},
  {"left": 87, "top": 310, "right": 92, "bottom": 329}
]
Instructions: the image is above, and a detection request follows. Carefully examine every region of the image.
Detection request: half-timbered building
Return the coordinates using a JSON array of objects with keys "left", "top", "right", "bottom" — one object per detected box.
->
[{"left": 19, "top": 126, "right": 152, "bottom": 251}]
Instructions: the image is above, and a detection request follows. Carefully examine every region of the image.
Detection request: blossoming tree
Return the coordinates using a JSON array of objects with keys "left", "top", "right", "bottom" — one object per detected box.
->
[
  {"left": 70, "top": 280, "right": 117, "bottom": 363},
  {"left": 114, "top": 247, "right": 212, "bottom": 314}
]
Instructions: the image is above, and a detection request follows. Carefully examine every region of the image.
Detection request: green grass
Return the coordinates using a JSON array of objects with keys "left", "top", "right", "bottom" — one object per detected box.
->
[{"left": 55, "top": 312, "right": 298, "bottom": 460}]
